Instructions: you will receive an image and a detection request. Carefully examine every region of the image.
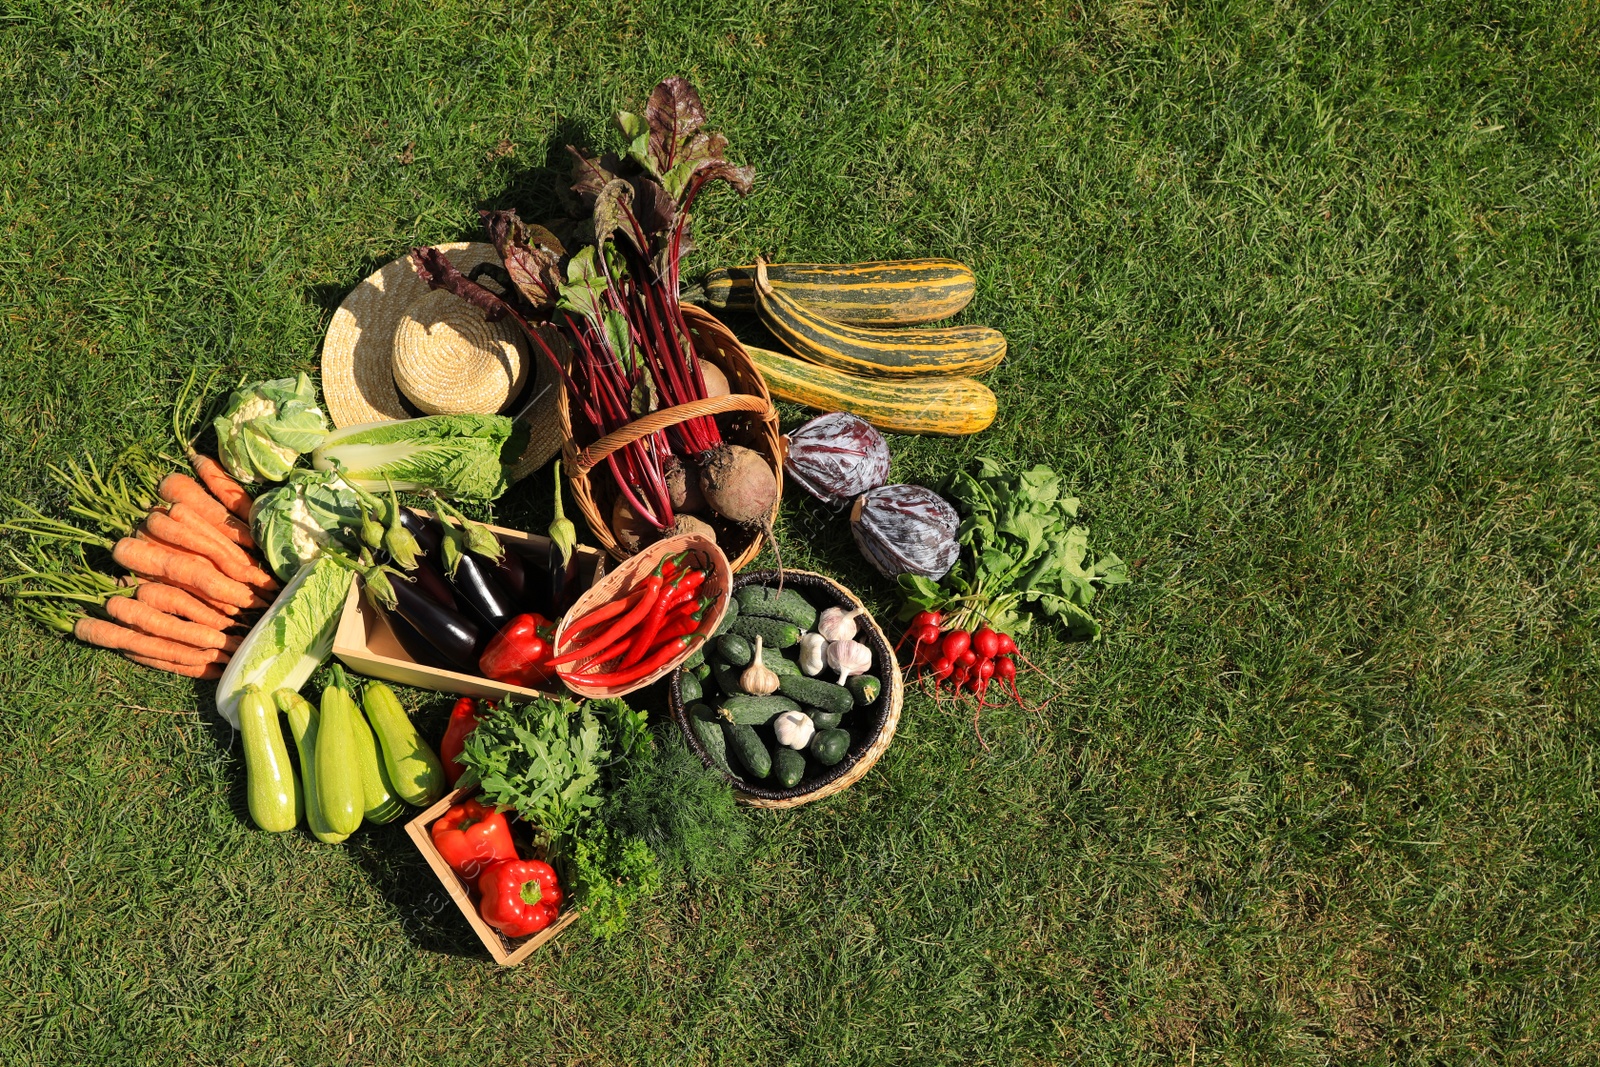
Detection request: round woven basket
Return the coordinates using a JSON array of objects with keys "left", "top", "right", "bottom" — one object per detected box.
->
[
  {"left": 669, "top": 569, "right": 904, "bottom": 809},
  {"left": 556, "top": 304, "right": 782, "bottom": 570}
]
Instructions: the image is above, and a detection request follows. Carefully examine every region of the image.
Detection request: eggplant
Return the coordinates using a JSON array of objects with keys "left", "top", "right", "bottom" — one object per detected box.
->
[
  {"left": 385, "top": 570, "right": 481, "bottom": 672},
  {"left": 490, "top": 546, "right": 526, "bottom": 600},
  {"left": 399, "top": 508, "right": 442, "bottom": 555},
  {"left": 383, "top": 610, "right": 451, "bottom": 670},
  {"left": 395, "top": 558, "right": 458, "bottom": 613},
  {"left": 449, "top": 551, "right": 518, "bottom": 632}
]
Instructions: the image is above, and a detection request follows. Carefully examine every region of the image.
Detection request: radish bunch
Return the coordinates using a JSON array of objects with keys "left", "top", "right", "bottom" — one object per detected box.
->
[{"left": 897, "top": 610, "right": 1022, "bottom": 706}]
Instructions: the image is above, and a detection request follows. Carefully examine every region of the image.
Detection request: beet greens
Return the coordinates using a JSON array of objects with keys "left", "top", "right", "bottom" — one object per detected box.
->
[{"left": 412, "top": 77, "right": 753, "bottom": 532}]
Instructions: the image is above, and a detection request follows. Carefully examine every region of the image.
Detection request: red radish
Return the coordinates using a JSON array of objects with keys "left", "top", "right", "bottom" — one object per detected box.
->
[
  {"left": 956, "top": 649, "right": 977, "bottom": 669},
  {"left": 951, "top": 665, "right": 970, "bottom": 687},
  {"left": 931, "top": 657, "right": 954, "bottom": 681},
  {"left": 941, "top": 629, "right": 971, "bottom": 660},
  {"left": 972, "top": 627, "right": 1000, "bottom": 659},
  {"left": 995, "top": 632, "right": 1017, "bottom": 656},
  {"left": 911, "top": 610, "right": 942, "bottom": 630},
  {"left": 975, "top": 659, "right": 995, "bottom": 684}
]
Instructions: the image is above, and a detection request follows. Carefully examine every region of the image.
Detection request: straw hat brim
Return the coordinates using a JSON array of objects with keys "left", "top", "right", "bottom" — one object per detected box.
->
[{"left": 320, "top": 242, "right": 563, "bottom": 480}]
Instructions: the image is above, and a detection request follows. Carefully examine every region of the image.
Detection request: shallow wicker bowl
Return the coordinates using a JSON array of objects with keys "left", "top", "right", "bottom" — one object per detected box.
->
[
  {"left": 552, "top": 534, "right": 731, "bottom": 699},
  {"left": 669, "top": 569, "right": 903, "bottom": 809},
  {"left": 556, "top": 304, "right": 783, "bottom": 571}
]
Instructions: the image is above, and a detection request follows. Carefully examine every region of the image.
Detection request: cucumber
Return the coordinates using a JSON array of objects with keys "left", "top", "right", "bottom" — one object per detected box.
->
[
  {"left": 735, "top": 585, "right": 819, "bottom": 630},
  {"left": 729, "top": 615, "right": 801, "bottom": 649},
  {"left": 239, "top": 686, "right": 300, "bottom": 833},
  {"left": 808, "top": 707, "right": 844, "bottom": 730},
  {"left": 687, "top": 707, "right": 731, "bottom": 774},
  {"left": 847, "top": 674, "right": 881, "bottom": 707},
  {"left": 679, "top": 672, "right": 703, "bottom": 704},
  {"left": 693, "top": 661, "right": 712, "bottom": 681},
  {"left": 352, "top": 706, "right": 405, "bottom": 824},
  {"left": 772, "top": 746, "right": 807, "bottom": 788},
  {"left": 363, "top": 682, "right": 446, "bottom": 807},
  {"left": 683, "top": 646, "right": 706, "bottom": 670},
  {"left": 764, "top": 650, "right": 802, "bottom": 677},
  {"left": 315, "top": 680, "right": 365, "bottom": 837},
  {"left": 715, "top": 633, "right": 753, "bottom": 666},
  {"left": 777, "top": 674, "right": 854, "bottom": 715},
  {"left": 718, "top": 693, "right": 800, "bottom": 725},
  {"left": 712, "top": 597, "right": 740, "bottom": 636},
  {"left": 712, "top": 662, "right": 746, "bottom": 697},
  {"left": 809, "top": 728, "right": 851, "bottom": 767},
  {"left": 723, "top": 722, "right": 772, "bottom": 779},
  {"left": 276, "top": 688, "right": 348, "bottom": 844}
]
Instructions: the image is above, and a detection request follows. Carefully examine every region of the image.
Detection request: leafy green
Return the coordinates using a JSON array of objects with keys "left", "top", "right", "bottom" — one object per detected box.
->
[
  {"left": 309, "top": 414, "right": 523, "bottom": 501},
  {"left": 212, "top": 556, "right": 354, "bottom": 728},
  {"left": 213, "top": 373, "right": 329, "bottom": 484},
  {"left": 458, "top": 695, "right": 610, "bottom": 848},
  {"left": 900, "top": 458, "right": 1128, "bottom": 639},
  {"left": 563, "top": 822, "right": 662, "bottom": 941},
  {"left": 248, "top": 468, "right": 364, "bottom": 581}
]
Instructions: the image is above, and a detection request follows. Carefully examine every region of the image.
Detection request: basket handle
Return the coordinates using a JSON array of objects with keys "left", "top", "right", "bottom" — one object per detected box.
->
[{"left": 573, "top": 392, "right": 773, "bottom": 475}]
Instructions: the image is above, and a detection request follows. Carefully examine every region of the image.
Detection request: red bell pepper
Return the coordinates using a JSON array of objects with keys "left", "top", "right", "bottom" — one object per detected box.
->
[
  {"left": 479, "top": 613, "right": 557, "bottom": 688},
  {"left": 430, "top": 800, "right": 518, "bottom": 880},
  {"left": 477, "top": 858, "right": 563, "bottom": 938},
  {"left": 438, "top": 697, "right": 479, "bottom": 786}
]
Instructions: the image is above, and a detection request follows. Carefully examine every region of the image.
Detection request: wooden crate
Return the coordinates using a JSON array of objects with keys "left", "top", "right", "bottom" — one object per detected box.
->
[
  {"left": 332, "top": 514, "right": 606, "bottom": 701},
  {"left": 405, "top": 785, "right": 582, "bottom": 966}
]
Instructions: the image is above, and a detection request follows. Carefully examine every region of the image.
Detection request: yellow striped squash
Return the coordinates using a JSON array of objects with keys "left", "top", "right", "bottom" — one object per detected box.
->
[
  {"left": 747, "top": 344, "right": 997, "bottom": 436},
  {"left": 700, "top": 259, "right": 976, "bottom": 325},
  {"left": 752, "top": 261, "right": 1006, "bottom": 378}
]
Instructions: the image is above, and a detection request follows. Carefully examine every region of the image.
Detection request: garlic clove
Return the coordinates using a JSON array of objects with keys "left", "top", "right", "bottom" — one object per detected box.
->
[{"left": 816, "top": 605, "right": 864, "bottom": 643}]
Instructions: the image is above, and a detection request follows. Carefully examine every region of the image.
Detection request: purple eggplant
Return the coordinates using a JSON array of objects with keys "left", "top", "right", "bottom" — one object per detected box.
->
[
  {"left": 395, "top": 558, "right": 458, "bottom": 613},
  {"left": 385, "top": 571, "right": 481, "bottom": 672},
  {"left": 490, "top": 546, "right": 527, "bottom": 600},
  {"left": 384, "top": 610, "right": 451, "bottom": 670},
  {"left": 399, "top": 508, "right": 442, "bottom": 555}
]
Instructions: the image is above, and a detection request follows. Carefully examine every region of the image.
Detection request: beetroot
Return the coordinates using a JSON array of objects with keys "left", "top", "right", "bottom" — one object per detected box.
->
[
  {"left": 784, "top": 413, "right": 891, "bottom": 507},
  {"left": 850, "top": 484, "right": 960, "bottom": 580},
  {"left": 700, "top": 444, "right": 777, "bottom": 525}
]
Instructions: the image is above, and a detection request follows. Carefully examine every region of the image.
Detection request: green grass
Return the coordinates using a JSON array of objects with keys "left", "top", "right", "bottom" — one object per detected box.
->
[{"left": 3, "top": 0, "right": 1598, "bottom": 1062}]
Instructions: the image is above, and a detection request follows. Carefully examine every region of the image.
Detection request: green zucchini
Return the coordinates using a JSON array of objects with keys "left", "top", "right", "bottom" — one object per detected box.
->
[
  {"left": 735, "top": 585, "right": 819, "bottom": 630},
  {"left": 352, "top": 706, "right": 405, "bottom": 825},
  {"left": 276, "top": 688, "right": 348, "bottom": 844},
  {"left": 772, "top": 747, "right": 807, "bottom": 788},
  {"left": 809, "top": 728, "right": 851, "bottom": 767},
  {"left": 239, "top": 686, "right": 300, "bottom": 833},
  {"left": 729, "top": 615, "right": 801, "bottom": 649},
  {"left": 678, "top": 672, "right": 703, "bottom": 704},
  {"left": 698, "top": 259, "right": 976, "bottom": 326},
  {"left": 777, "top": 674, "right": 854, "bottom": 716},
  {"left": 718, "top": 693, "right": 800, "bottom": 725},
  {"left": 315, "top": 679, "right": 365, "bottom": 837},
  {"left": 723, "top": 722, "right": 772, "bottom": 779},
  {"left": 715, "top": 633, "right": 753, "bottom": 666},
  {"left": 363, "top": 682, "right": 446, "bottom": 807},
  {"left": 847, "top": 674, "right": 882, "bottom": 708}
]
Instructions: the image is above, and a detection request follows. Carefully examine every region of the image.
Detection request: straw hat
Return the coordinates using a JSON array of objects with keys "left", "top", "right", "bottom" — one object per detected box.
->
[{"left": 320, "top": 242, "right": 563, "bottom": 480}]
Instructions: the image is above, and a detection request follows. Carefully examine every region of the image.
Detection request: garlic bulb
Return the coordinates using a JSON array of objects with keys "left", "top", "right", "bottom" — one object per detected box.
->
[
  {"left": 825, "top": 638, "right": 872, "bottom": 685},
  {"left": 739, "top": 635, "right": 780, "bottom": 695},
  {"left": 773, "top": 710, "right": 815, "bottom": 750},
  {"left": 797, "top": 632, "right": 828, "bottom": 677},
  {"left": 816, "top": 606, "right": 863, "bottom": 643}
]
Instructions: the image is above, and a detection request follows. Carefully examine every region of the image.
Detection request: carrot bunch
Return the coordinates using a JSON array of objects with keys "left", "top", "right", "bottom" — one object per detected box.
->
[{"left": 3, "top": 391, "right": 280, "bottom": 680}]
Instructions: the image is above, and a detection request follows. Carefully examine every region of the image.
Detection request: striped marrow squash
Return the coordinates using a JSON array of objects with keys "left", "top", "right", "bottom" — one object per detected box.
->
[
  {"left": 699, "top": 259, "right": 975, "bottom": 326},
  {"left": 752, "top": 260, "right": 1006, "bottom": 379},
  {"left": 747, "top": 344, "right": 997, "bottom": 436}
]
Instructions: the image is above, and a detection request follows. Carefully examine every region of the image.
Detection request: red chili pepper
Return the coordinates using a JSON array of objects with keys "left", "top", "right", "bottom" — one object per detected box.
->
[
  {"left": 619, "top": 569, "right": 703, "bottom": 669},
  {"left": 652, "top": 606, "right": 708, "bottom": 644},
  {"left": 477, "top": 858, "right": 562, "bottom": 938},
  {"left": 562, "top": 587, "right": 648, "bottom": 640},
  {"left": 547, "top": 575, "right": 662, "bottom": 667},
  {"left": 478, "top": 613, "right": 557, "bottom": 689},
  {"left": 657, "top": 551, "right": 688, "bottom": 581},
  {"left": 438, "top": 697, "right": 480, "bottom": 786},
  {"left": 568, "top": 634, "right": 702, "bottom": 686}
]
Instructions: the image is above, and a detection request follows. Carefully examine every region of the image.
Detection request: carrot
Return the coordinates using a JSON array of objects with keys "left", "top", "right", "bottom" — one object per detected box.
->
[
  {"left": 149, "top": 509, "right": 279, "bottom": 592},
  {"left": 73, "top": 616, "right": 228, "bottom": 667},
  {"left": 125, "top": 653, "right": 226, "bottom": 680},
  {"left": 112, "top": 537, "right": 255, "bottom": 609},
  {"left": 188, "top": 453, "right": 254, "bottom": 522},
  {"left": 172, "top": 501, "right": 257, "bottom": 550},
  {"left": 105, "top": 595, "right": 231, "bottom": 651},
  {"left": 133, "top": 580, "right": 235, "bottom": 631},
  {"left": 157, "top": 473, "right": 230, "bottom": 527}
]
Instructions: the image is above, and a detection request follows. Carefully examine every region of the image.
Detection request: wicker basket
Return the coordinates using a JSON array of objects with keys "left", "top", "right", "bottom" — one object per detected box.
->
[
  {"left": 669, "top": 569, "right": 903, "bottom": 809},
  {"left": 556, "top": 304, "right": 783, "bottom": 571}
]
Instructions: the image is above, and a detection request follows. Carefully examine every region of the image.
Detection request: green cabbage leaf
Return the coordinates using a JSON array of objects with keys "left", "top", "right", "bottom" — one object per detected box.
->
[
  {"left": 213, "top": 373, "right": 329, "bottom": 484},
  {"left": 309, "top": 414, "right": 521, "bottom": 501},
  {"left": 249, "top": 468, "right": 363, "bottom": 581}
]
